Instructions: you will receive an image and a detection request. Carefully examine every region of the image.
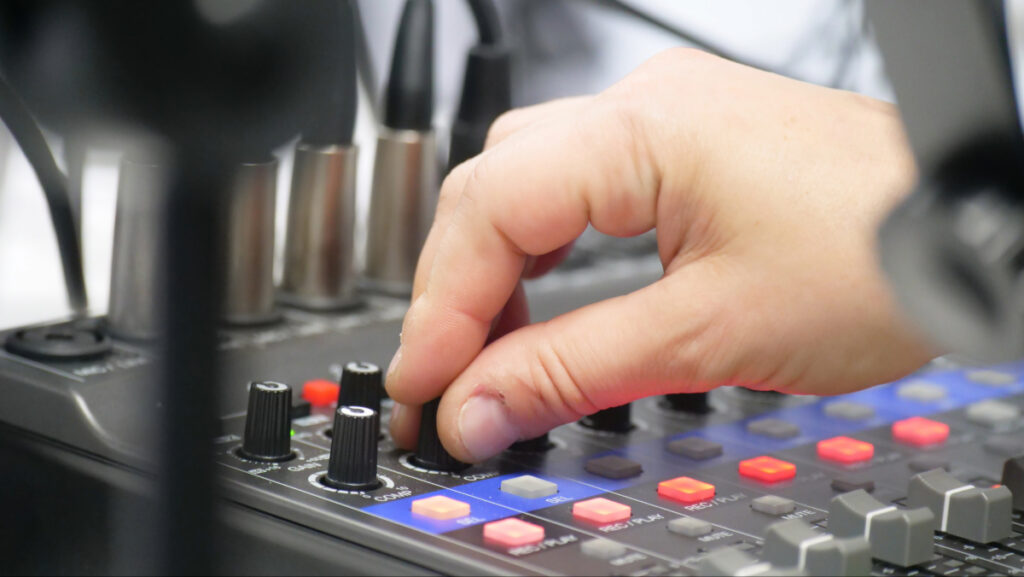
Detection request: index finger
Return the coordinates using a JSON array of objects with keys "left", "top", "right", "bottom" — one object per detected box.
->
[{"left": 386, "top": 98, "right": 663, "bottom": 406}]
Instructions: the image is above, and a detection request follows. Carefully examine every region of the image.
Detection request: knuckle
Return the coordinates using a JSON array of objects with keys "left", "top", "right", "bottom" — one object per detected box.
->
[
  {"left": 526, "top": 334, "right": 598, "bottom": 424},
  {"left": 616, "top": 47, "right": 716, "bottom": 100},
  {"left": 438, "top": 161, "right": 473, "bottom": 208},
  {"left": 649, "top": 46, "right": 715, "bottom": 70},
  {"left": 581, "top": 95, "right": 658, "bottom": 231},
  {"left": 462, "top": 153, "right": 494, "bottom": 206},
  {"left": 591, "top": 94, "right": 644, "bottom": 139},
  {"left": 577, "top": 94, "right": 646, "bottom": 164},
  {"left": 484, "top": 109, "right": 522, "bottom": 149},
  {"left": 656, "top": 280, "right": 732, "bottom": 385}
]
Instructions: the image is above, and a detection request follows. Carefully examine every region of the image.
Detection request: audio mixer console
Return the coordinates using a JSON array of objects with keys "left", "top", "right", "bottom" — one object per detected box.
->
[{"left": 3, "top": 249, "right": 1024, "bottom": 576}]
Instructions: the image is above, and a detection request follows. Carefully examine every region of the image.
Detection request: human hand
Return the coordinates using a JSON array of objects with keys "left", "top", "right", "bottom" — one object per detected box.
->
[{"left": 385, "top": 48, "right": 935, "bottom": 463}]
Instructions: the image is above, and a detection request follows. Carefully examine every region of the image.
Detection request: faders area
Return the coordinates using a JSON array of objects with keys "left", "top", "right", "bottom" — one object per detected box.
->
[{"left": 3, "top": 251, "right": 1024, "bottom": 575}]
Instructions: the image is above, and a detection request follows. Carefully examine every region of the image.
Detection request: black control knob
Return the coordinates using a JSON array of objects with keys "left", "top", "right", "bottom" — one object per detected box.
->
[
  {"left": 338, "top": 361, "right": 382, "bottom": 414},
  {"left": 413, "top": 399, "right": 469, "bottom": 471},
  {"left": 662, "top": 393, "right": 711, "bottom": 414},
  {"left": 239, "top": 381, "right": 295, "bottom": 461},
  {"left": 324, "top": 405, "right": 381, "bottom": 491},
  {"left": 579, "top": 403, "right": 634, "bottom": 433}
]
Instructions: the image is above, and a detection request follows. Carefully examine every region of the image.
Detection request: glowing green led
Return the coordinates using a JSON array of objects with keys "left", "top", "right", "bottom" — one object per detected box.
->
[{"left": 290, "top": 429, "right": 296, "bottom": 437}]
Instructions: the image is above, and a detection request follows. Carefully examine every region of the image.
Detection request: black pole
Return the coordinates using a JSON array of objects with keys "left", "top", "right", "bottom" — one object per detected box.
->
[{"left": 153, "top": 150, "right": 228, "bottom": 575}]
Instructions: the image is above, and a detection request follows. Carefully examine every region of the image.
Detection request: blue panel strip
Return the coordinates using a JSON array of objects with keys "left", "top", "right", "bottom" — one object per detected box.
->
[
  {"left": 364, "top": 362, "right": 1024, "bottom": 535},
  {"left": 363, "top": 488, "right": 516, "bottom": 535},
  {"left": 449, "top": 473, "right": 605, "bottom": 511}
]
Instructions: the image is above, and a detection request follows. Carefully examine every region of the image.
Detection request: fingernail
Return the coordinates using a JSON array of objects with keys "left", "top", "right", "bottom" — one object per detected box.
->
[
  {"left": 390, "top": 402, "right": 405, "bottom": 424},
  {"left": 458, "top": 395, "right": 519, "bottom": 461},
  {"left": 387, "top": 346, "right": 402, "bottom": 380}
]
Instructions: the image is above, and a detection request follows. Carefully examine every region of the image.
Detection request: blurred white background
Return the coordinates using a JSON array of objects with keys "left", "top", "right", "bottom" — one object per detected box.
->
[{"left": 0, "top": 0, "right": 1020, "bottom": 330}]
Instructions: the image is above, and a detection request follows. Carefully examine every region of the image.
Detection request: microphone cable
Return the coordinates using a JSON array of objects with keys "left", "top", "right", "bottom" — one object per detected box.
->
[
  {"left": 0, "top": 75, "right": 88, "bottom": 315},
  {"left": 449, "top": 0, "right": 512, "bottom": 169}
]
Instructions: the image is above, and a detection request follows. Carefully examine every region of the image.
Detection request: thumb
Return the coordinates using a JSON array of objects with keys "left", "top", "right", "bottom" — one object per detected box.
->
[{"left": 434, "top": 263, "right": 731, "bottom": 462}]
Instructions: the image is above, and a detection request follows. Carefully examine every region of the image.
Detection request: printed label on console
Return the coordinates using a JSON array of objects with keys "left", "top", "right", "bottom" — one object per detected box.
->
[
  {"left": 609, "top": 553, "right": 649, "bottom": 567},
  {"left": 73, "top": 354, "right": 150, "bottom": 378},
  {"left": 781, "top": 509, "right": 818, "bottom": 521},
  {"left": 372, "top": 487, "right": 413, "bottom": 502},
  {"left": 460, "top": 472, "right": 499, "bottom": 482},
  {"left": 287, "top": 453, "right": 329, "bottom": 472},
  {"left": 698, "top": 530, "right": 736, "bottom": 543},
  {"left": 293, "top": 414, "right": 330, "bottom": 427},
  {"left": 684, "top": 492, "right": 746, "bottom": 511},
  {"left": 247, "top": 464, "right": 282, "bottom": 475},
  {"left": 507, "top": 534, "right": 578, "bottom": 557},
  {"left": 599, "top": 514, "right": 664, "bottom": 533}
]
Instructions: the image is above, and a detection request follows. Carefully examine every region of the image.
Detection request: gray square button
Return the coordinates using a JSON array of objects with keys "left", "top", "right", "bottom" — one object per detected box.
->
[
  {"left": 751, "top": 494, "right": 796, "bottom": 516},
  {"left": 667, "top": 516, "right": 713, "bottom": 537},
  {"left": 581, "top": 538, "right": 626, "bottom": 560},
  {"left": 823, "top": 401, "right": 875, "bottom": 421},
  {"left": 500, "top": 475, "right": 558, "bottom": 499},
  {"left": 965, "top": 400, "right": 1020, "bottom": 428},
  {"left": 666, "top": 437, "right": 723, "bottom": 460},
  {"left": 897, "top": 381, "right": 947, "bottom": 402},
  {"left": 966, "top": 370, "right": 1016, "bottom": 386},
  {"left": 746, "top": 418, "right": 800, "bottom": 439}
]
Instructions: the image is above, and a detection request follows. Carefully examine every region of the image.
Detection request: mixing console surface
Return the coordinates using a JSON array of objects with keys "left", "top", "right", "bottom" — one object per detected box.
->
[
  {"left": 2, "top": 248, "right": 1024, "bottom": 575},
  {"left": 216, "top": 362, "right": 1024, "bottom": 576}
]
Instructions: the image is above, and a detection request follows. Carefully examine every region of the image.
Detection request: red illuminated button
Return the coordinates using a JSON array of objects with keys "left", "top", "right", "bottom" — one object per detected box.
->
[
  {"left": 483, "top": 518, "right": 545, "bottom": 547},
  {"left": 658, "top": 476, "right": 716, "bottom": 504},
  {"left": 302, "top": 379, "right": 339, "bottom": 407},
  {"left": 410, "top": 495, "right": 471, "bottom": 520},
  {"left": 572, "top": 497, "right": 632, "bottom": 525},
  {"left": 738, "top": 456, "right": 797, "bottom": 483},
  {"left": 817, "top": 436, "right": 875, "bottom": 464},
  {"left": 892, "top": 416, "right": 949, "bottom": 447}
]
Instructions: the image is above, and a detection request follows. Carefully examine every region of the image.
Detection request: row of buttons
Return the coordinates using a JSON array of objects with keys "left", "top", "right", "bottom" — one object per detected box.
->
[
  {"left": 665, "top": 417, "right": 953, "bottom": 464},
  {"left": 419, "top": 496, "right": 631, "bottom": 548},
  {"left": 742, "top": 414, "right": 953, "bottom": 445},
  {"left": 744, "top": 398, "right": 1018, "bottom": 439},
  {"left": 418, "top": 490, "right": 799, "bottom": 553},
  {"left": 410, "top": 454, "right": 799, "bottom": 526},
  {"left": 668, "top": 418, "right": 945, "bottom": 470},
  {"left": 409, "top": 417, "right": 952, "bottom": 522}
]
